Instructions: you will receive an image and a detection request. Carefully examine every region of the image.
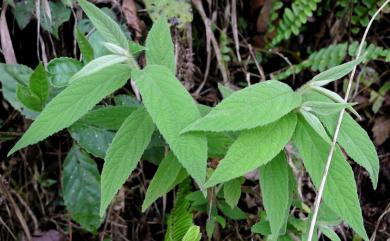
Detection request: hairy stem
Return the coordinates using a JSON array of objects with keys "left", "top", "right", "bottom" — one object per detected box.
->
[{"left": 307, "top": 1, "right": 390, "bottom": 240}]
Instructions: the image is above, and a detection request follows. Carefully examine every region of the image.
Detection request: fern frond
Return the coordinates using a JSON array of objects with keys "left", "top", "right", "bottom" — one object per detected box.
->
[
  {"left": 268, "top": 0, "right": 322, "bottom": 48},
  {"left": 274, "top": 41, "right": 390, "bottom": 80}
]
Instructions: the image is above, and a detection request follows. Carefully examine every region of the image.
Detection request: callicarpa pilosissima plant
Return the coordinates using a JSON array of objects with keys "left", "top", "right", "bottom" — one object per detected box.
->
[{"left": 3, "top": 0, "right": 385, "bottom": 240}]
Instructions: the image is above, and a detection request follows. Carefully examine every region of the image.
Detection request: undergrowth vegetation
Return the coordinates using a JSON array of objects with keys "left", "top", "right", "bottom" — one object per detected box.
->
[{"left": 0, "top": 0, "right": 389, "bottom": 241}]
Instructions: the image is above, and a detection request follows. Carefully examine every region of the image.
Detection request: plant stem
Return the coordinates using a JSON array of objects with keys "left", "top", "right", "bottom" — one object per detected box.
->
[{"left": 306, "top": 1, "right": 390, "bottom": 240}]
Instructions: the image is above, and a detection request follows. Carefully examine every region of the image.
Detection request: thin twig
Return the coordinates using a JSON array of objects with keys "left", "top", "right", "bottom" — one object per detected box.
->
[
  {"left": 307, "top": 1, "right": 390, "bottom": 240},
  {"left": 192, "top": 0, "right": 229, "bottom": 85},
  {"left": 231, "top": 0, "right": 241, "bottom": 62}
]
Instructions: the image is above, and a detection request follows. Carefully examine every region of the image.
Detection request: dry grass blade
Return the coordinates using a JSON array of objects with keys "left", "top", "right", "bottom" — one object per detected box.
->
[{"left": 0, "top": 3, "right": 17, "bottom": 64}]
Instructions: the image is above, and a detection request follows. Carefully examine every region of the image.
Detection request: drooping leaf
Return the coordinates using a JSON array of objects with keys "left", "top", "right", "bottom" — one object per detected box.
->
[
  {"left": 310, "top": 55, "right": 365, "bottom": 85},
  {"left": 29, "top": 63, "right": 49, "bottom": 103},
  {"left": 223, "top": 178, "right": 242, "bottom": 209},
  {"left": 100, "top": 107, "right": 155, "bottom": 217},
  {"left": 47, "top": 57, "right": 83, "bottom": 87},
  {"left": 145, "top": 17, "right": 175, "bottom": 73},
  {"left": 68, "top": 122, "right": 115, "bottom": 158},
  {"left": 319, "top": 226, "right": 341, "bottom": 241},
  {"left": 70, "top": 55, "right": 129, "bottom": 82},
  {"left": 62, "top": 145, "right": 101, "bottom": 232},
  {"left": 77, "top": 106, "right": 136, "bottom": 130},
  {"left": 182, "top": 81, "right": 301, "bottom": 133},
  {"left": 299, "top": 109, "right": 331, "bottom": 144},
  {"left": 16, "top": 84, "right": 42, "bottom": 111},
  {"left": 133, "top": 65, "right": 207, "bottom": 187},
  {"left": 319, "top": 113, "right": 379, "bottom": 189},
  {"left": 302, "top": 101, "right": 354, "bottom": 116},
  {"left": 292, "top": 115, "right": 368, "bottom": 240},
  {"left": 182, "top": 225, "right": 202, "bottom": 241},
  {"left": 205, "top": 113, "right": 297, "bottom": 187},
  {"left": 259, "top": 152, "right": 291, "bottom": 240},
  {"left": 303, "top": 90, "right": 379, "bottom": 189},
  {"left": 8, "top": 64, "right": 131, "bottom": 156},
  {"left": 75, "top": 27, "right": 94, "bottom": 62},
  {"left": 78, "top": 0, "right": 129, "bottom": 50},
  {"left": 142, "top": 152, "right": 188, "bottom": 212}
]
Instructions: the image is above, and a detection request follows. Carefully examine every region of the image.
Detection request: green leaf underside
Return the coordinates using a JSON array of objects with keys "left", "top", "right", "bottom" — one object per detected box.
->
[
  {"left": 70, "top": 55, "right": 129, "bottom": 82},
  {"left": 78, "top": 105, "right": 136, "bottom": 130},
  {"left": 134, "top": 65, "right": 207, "bottom": 186},
  {"left": 311, "top": 55, "right": 365, "bottom": 83},
  {"left": 299, "top": 110, "right": 331, "bottom": 144},
  {"left": 182, "top": 81, "right": 301, "bottom": 133},
  {"left": 320, "top": 226, "right": 341, "bottom": 241},
  {"left": 205, "top": 113, "right": 297, "bottom": 187},
  {"left": 303, "top": 90, "right": 379, "bottom": 188},
  {"left": 223, "top": 178, "right": 242, "bottom": 209},
  {"left": 145, "top": 17, "right": 176, "bottom": 73},
  {"left": 142, "top": 152, "right": 188, "bottom": 212},
  {"left": 259, "top": 152, "right": 291, "bottom": 240},
  {"left": 62, "top": 145, "right": 101, "bottom": 232},
  {"left": 78, "top": 0, "right": 129, "bottom": 50},
  {"left": 8, "top": 64, "right": 131, "bottom": 156},
  {"left": 293, "top": 115, "right": 368, "bottom": 240},
  {"left": 100, "top": 107, "right": 155, "bottom": 217}
]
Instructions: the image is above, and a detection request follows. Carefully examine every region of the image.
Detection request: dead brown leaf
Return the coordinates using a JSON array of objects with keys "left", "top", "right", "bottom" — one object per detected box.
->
[
  {"left": 0, "top": 3, "right": 17, "bottom": 64},
  {"left": 372, "top": 116, "right": 390, "bottom": 145},
  {"left": 122, "top": 0, "right": 143, "bottom": 41}
]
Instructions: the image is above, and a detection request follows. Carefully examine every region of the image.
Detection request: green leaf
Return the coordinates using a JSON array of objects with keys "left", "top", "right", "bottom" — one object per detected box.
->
[
  {"left": 78, "top": 0, "right": 129, "bottom": 50},
  {"left": 70, "top": 55, "right": 129, "bottom": 82},
  {"left": 182, "top": 226, "right": 201, "bottom": 241},
  {"left": 320, "top": 226, "right": 341, "bottom": 241},
  {"left": 259, "top": 152, "right": 292, "bottom": 240},
  {"left": 303, "top": 90, "right": 379, "bottom": 189},
  {"left": 310, "top": 55, "right": 365, "bottom": 84},
  {"left": 218, "top": 201, "right": 247, "bottom": 220},
  {"left": 142, "top": 152, "right": 188, "bottom": 212},
  {"left": 292, "top": 115, "right": 368, "bottom": 241},
  {"left": 40, "top": 1, "right": 71, "bottom": 39},
  {"left": 182, "top": 81, "right": 301, "bottom": 133},
  {"left": 62, "top": 145, "right": 101, "bottom": 232},
  {"left": 319, "top": 113, "right": 379, "bottom": 189},
  {"left": 16, "top": 84, "right": 42, "bottom": 112},
  {"left": 223, "top": 178, "right": 242, "bottom": 209},
  {"left": 0, "top": 63, "right": 38, "bottom": 118},
  {"left": 205, "top": 113, "right": 297, "bottom": 187},
  {"left": 75, "top": 27, "right": 94, "bottom": 62},
  {"left": 251, "top": 220, "right": 271, "bottom": 235},
  {"left": 299, "top": 109, "right": 331, "bottom": 144},
  {"left": 207, "top": 132, "right": 235, "bottom": 158},
  {"left": 100, "top": 107, "right": 155, "bottom": 217},
  {"left": 217, "top": 83, "right": 235, "bottom": 98},
  {"left": 302, "top": 101, "right": 354, "bottom": 116},
  {"left": 47, "top": 57, "right": 83, "bottom": 87},
  {"left": 309, "top": 85, "right": 360, "bottom": 118},
  {"left": 8, "top": 64, "right": 131, "bottom": 156},
  {"left": 133, "top": 65, "right": 207, "bottom": 187},
  {"left": 29, "top": 63, "right": 49, "bottom": 103},
  {"left": 68, "top": 122, "right": 114, "bottom": 158},
  {"left": 145, "top": 17, "right": 175, "bottom": 73},
  {"left": 78, "top": 106, "right": 136, "bottom": 130}
]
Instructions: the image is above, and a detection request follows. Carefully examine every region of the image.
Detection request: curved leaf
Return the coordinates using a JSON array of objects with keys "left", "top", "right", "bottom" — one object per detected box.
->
[
  {"left": 100, "top": 107, "right": 155, "bottom": 216},
  {"left": 205, "top": 113, "right": 297, "bottom": 187},
  {"left": 8, "top": 64, "right": 131, "bottom": 156},
  {"left": 182, "top": 81, "right": 301, "bottom": 133}
]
